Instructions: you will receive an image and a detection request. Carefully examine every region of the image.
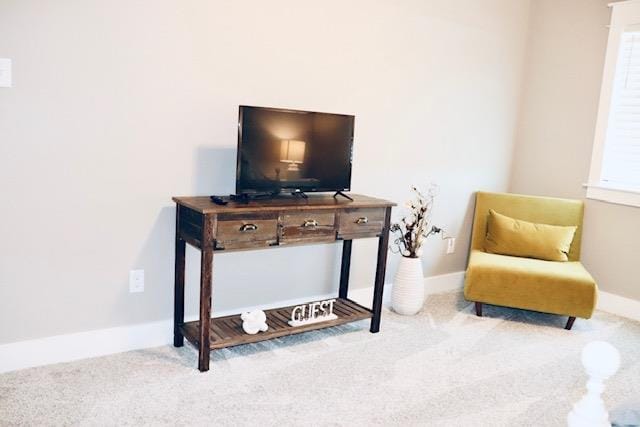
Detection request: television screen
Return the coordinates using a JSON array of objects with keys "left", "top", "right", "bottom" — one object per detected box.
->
[{"left": 236, "top": 106, "right": 354, "bottom": 194}]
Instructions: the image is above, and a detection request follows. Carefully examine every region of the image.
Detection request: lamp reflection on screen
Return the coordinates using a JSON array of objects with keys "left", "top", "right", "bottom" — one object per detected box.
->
[{"left": 280, "top": 139, "right": 306, "bottom": 171}]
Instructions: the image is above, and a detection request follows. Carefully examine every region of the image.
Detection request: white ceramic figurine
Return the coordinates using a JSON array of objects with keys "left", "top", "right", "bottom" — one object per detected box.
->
[{"left": 240, "top": 310, "right": 269, "bottom": 335}]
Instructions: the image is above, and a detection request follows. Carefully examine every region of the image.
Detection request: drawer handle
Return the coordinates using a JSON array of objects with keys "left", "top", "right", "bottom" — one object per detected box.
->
[
  {"left": 355, "top": 217, "right": 368, "bottom": 225},
  {"left": 303, "top": 219, "right": 318, "bottom": 228},
  {"left": 239, "top": 223, "right": 258, "bottom": 232}
]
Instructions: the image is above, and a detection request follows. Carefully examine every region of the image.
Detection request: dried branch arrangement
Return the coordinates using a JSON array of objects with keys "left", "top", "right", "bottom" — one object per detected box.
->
[{"left": 390, "top": 185, "right": 442, "bottom": 258}]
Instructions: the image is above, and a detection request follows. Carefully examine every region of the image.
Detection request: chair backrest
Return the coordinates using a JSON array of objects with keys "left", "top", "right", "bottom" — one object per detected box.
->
[{"left": 470, "top": 192, "right": 585, "bottom": 261}]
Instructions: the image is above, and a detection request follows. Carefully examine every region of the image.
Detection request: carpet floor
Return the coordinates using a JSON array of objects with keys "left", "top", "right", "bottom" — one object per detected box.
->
[{"left": 2, "top": 291, "right": 640, "bottom": 426}]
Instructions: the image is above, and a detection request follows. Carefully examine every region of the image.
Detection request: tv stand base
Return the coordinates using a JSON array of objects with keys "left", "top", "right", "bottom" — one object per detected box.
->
[
  {"left": 224, "top": 190, "right": 352, "bottom": 204},
  {"left": 333, "top": 190, "right": 354, "bottom": 201},
  {"left": 228, "top": 192, "right": 279, "bottom": 203},
  {"left": 228, "top": 190, "right": 312, "bottom": 202}
]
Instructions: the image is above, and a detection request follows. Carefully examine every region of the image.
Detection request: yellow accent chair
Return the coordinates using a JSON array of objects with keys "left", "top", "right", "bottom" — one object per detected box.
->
[{"left": 464, "top": 192, "right": 598, "bottom": 330}]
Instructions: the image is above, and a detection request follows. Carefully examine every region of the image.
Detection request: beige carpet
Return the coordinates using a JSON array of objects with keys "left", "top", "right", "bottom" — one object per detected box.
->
[{"left": 2, "top": 291, "right": 640, "bottom": 426}]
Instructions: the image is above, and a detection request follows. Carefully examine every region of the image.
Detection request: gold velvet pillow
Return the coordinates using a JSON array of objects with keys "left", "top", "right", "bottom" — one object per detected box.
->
[{"left": 485, "top": 209, "right": 577, "bottom": 262}]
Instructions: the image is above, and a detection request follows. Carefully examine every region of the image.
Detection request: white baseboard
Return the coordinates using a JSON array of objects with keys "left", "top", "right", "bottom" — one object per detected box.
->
[
  {"left": 0, "top": 320, "right": 173, "bottom": 374},
  {"left": 597, "top": 290, "right": 640, "bottom": 322},
  {"left": 424, "top": 271, "right": 465, "bottom": 293},
  {"left": 3, "top": 269, "right": 635, "bottom": 374},
  {"left": 348, "top": 270, "right": 466, "bottom": 306},
  {"left": 0, "top": 290, "right": 337, "bottom": 374},
  {"left": 0, "top": 272, "right": 465, "bottom": 374}
]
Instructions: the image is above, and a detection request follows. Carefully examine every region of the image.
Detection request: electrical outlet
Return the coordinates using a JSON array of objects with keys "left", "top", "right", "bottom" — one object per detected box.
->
[
  {"left": 446, "top": 238, "right": 456, "bottom": 254},
  {"left": 129, "top": 269, "right": 144, "bottom": 293},
  {"left": 0, "top": 59, "right": 12, "bottom": 88}
]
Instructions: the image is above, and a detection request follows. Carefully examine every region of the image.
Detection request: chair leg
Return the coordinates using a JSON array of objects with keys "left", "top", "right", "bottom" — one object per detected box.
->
[
  {"left": 475, "top": 302, "right": 482, "bottom": 317},
  {"left": 565, "top": 316, "right": 576, "bottom": 330}
]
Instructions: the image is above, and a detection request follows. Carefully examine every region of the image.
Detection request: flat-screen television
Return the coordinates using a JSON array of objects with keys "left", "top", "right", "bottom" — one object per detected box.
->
[{"left": 236, "top": 106, "right": 355, "bottom": 195}]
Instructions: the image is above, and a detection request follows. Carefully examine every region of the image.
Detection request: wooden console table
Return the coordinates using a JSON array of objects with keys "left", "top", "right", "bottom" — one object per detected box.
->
[{"left": 172, "top": 194, "right": 395, "bottom": 371}]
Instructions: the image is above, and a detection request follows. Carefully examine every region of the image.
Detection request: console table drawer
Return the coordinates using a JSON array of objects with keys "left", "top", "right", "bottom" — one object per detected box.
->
[
  {"left": 338, "top": 208, "right": 386, "bottom": 237},
  {"left": 280, "top": 211, "right": 336, "bottom": 244},
  {"left": 216, "top": 218, "right": 278, "bottom": 250}
]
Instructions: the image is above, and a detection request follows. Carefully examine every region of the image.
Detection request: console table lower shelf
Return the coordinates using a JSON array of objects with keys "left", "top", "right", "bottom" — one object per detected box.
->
[{"left": 180, "top": 298, "right": 372, "bottom": 350}]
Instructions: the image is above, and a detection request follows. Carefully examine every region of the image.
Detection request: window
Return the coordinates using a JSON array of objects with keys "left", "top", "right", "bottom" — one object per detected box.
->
[
  {"left": 601, "top": 31, "right": 640, "bottom": 189},
  {"left": 587, "top": 1, "right": 640, "bottom": 207}
]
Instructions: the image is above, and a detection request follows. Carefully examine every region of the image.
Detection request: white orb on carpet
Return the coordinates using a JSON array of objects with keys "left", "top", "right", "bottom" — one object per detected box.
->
[
  {"left": 567, "top": 341, "right": 621, "bottom": 427},
  {"left": 581, "top": 340, "right": 620, "bottom": 379}
]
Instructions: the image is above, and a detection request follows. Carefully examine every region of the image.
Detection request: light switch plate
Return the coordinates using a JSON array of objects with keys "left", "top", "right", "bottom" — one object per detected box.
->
[
  {"left": 0, "top": 59, "right": 12, "bottom": 88},
  {"left": 129, "top": 269, "right": 144, "bottom": 293}
]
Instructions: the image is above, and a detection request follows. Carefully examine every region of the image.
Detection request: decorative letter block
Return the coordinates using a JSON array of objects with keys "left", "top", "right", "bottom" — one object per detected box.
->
[{"left": 288, "top": 299, "right": 337, "bottom": 327}]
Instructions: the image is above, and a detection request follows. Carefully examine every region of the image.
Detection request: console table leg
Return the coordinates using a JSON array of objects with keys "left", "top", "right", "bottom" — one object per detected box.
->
[
  {"left": 198, "top": 216, "right": 214, "bottom": 372},
  {"left": 198, "top": 247, "right": 213, "bottom": 372},
  {"left": 173, "top": 238, "right": 186, "bottom": 347},
  {"left": 370, "top": 207, "right": 391, "bottom": 333},
  {"left": 174, "top": 205, "right": 186, "bottom": 347},
  {"left": 339, "top": 240, "right": 352, "bottom": 299}
]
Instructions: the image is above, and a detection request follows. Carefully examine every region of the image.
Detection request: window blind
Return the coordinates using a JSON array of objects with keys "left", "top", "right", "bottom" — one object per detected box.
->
[{"left": 601, "top": 31, "right": 640, "bottom": 190}]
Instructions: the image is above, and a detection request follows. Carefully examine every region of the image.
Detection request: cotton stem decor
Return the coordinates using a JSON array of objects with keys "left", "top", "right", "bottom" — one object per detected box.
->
[
  {"left": 390, "top": 185, "right": 443, "bottom": 315},
  {"left": 390, "top": 185, "right": 442, "bottom": 258}
]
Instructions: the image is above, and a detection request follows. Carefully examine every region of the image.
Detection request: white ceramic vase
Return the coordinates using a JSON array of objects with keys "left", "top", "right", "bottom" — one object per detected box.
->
[{"left": 391, "top": 256, "right": 425, "bottom": 315}]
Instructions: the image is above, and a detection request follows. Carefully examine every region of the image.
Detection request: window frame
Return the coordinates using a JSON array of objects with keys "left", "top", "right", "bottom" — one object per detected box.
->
[{"left": 586, "top": 0, "right": 640, "bottom": 207}]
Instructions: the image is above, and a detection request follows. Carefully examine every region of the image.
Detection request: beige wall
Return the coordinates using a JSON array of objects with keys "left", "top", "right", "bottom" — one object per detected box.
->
[
  {"left": 510, "top": 0, "right": 640, "bottom": 300},
  {"left": 0, "top": 0, "right": 530, "bottom": 344}
]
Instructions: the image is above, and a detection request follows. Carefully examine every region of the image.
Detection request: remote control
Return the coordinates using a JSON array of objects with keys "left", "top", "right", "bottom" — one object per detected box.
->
[{"left": 210, "top": 195, "right": 228, "bottom": 205}]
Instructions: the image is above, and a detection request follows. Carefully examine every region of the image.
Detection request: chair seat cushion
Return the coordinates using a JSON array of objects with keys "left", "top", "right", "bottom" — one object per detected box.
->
[{"left": 464, "top": 250, "right": 597, "bottom": 318}]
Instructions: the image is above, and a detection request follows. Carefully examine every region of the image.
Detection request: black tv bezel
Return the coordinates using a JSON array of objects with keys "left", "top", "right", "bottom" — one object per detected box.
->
[{"left": 235, "top": 105, "right": 355, "bottom": 195}]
